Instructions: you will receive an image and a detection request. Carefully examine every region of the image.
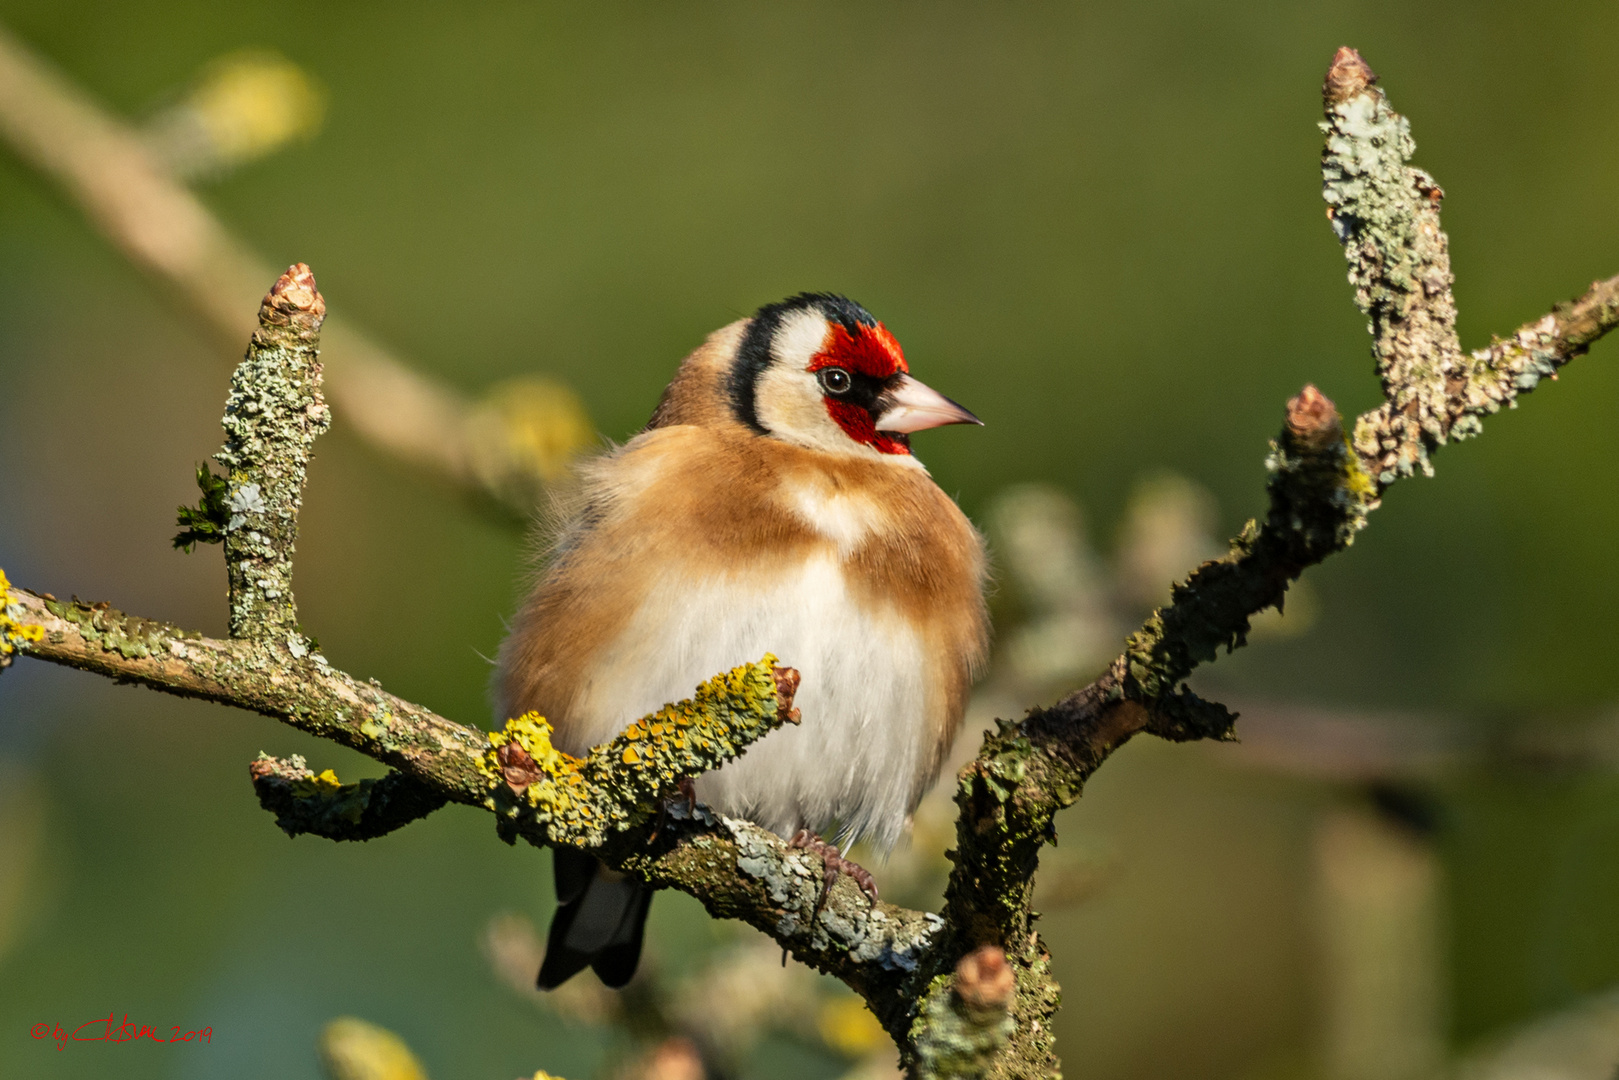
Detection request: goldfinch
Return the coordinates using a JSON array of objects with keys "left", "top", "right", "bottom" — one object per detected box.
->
[{"left": 496, "top": 293, "right": 989, "bottom": 988}]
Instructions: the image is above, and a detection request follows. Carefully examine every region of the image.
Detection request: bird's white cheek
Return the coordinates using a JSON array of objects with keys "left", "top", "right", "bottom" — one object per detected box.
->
[{"left": 752, "top": 365, "right": 858, "bottom": 455}]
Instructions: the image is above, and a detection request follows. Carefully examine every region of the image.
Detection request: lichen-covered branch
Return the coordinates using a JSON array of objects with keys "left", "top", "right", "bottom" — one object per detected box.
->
[
  {"left": 251, "top": 755, "right": 450, "bottom": 841},
  {"left": 482, "top": 663, "right": 803, "bottom": 848},
  {"left": 1321, "top": 47, "right": 1462, "bottom": 488},
  {"left": 911, "top": 946, "right": 1018, "bottom": 1080},
  {"left": 1320, "top": 47, "right": 1619, "bottom": 492},
  {"left": 0, "top": 568, "right": 46, "bottom": 671},
  {"left": 216, "top": 265, "right": 329, "bottom": 641},
  {"left": 938, "top": 384, "right": 1372, "bottom": 1076},
  {"left": 15, "top": 585, "right": 491, "bottom": 789},
  {"left": 10, "top": 572, "right": 946, "bottom": 1023},
  {"left": 4, "top": 46, "right": 1618, "bottom": 1080},
  {"left": 10, "top": 580, "right": 798, "bottom": 843},
  {"left": 932, "top": 47, "right": 1618, "bottom": 1080}
]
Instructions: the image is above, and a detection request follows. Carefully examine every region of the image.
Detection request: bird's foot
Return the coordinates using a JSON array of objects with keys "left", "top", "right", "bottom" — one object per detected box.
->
[
  {"left": 650, "top": 777, "right": 700, "bottom": 843},
  {"left": 672, "top": 776, "right": 697, "bottom": 815},
  {"left": 789, "top": 830, "right": 879, "bottom": 912}
]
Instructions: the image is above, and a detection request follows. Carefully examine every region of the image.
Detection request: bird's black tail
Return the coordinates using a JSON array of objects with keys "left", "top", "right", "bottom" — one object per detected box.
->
[{"left": 536, "top": 846, "right": 653, "bottom": 990}]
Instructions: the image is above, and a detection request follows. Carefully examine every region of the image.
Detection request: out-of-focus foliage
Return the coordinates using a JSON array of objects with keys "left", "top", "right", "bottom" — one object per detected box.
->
[
  {"left": 2, "top": 3, "right": 1619, "bottom": 1080},
  {"left": 144, "top": 48, "right": 325, "bottom": 180},
  {"left": 317, "top": 1017, "right": 428, "bottom": 1080}
]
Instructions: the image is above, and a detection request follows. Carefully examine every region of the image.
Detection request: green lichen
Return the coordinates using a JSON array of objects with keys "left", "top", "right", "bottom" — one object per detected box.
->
[
  {"left": 1322, "top": 66, "right": 1467, "bottom": 487},
  {"left": 1321, "top": 91, "right": 1424, "bottom": 320},
  {"left": 910, "top": 973, "right": 1017, "bottom": 1080},
  {"left": 1119, "top": 406, "right": 1372, "bottom": 740},
  {"left": 39, "top": 594, "right": 201, "bottom": 659},
  {"left": 358, "top": 709, "right": 395, "bottom": 742},
  {"left": 480, "top": 655, "right": 794, "bottom": 848}
]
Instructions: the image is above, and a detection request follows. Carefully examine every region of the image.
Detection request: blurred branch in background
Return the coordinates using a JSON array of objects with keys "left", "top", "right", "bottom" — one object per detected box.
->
[
  {"left": 142, "top": 48, "right": 325, "bottom": 181},
  {"left": 1314, "top": 803, "right": 1445, "bottom": 1080},
  {"left": 1457, "top": 985, "right": 1619, "bottom": 1080},
  {"left": 0, "top": 22, "right": 592, "bottom": 518},
  {"left": 985, "top": 473, "right": 1316, "bottom": 700}
]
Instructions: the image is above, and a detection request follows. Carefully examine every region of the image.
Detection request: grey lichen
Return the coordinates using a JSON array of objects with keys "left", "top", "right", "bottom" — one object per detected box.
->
[
  {"left": 911, "top": 947, "right": 1018, "bottom": 1080},
  {"left": 728, "top": 818, "right": 943, "bottom": 973},
  {"left": 217, "top": 264, "right": 330, "bottom": 642},
  {"left": 1321, "top": 47, "right": 1464, "bottom": 488},
  {"left": 1456, "top": 278, "right": 1619, "bottom": 431}
]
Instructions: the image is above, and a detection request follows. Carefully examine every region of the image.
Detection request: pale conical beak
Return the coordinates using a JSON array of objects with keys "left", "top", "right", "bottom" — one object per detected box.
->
[{"left": 874, "top": 374, "right": 983, "bottom": 433}]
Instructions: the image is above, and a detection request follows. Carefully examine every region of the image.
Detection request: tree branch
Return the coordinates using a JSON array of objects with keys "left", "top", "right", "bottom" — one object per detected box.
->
[
  {"left": 1320, "top": 46, "right": 1619, "bottom": 492},
  {"left": 218, "top": 264, "right": 329, "bottom": 641},
  {"left": 2, "top": 46, "right": 1616, "bottom": 1080},
  {"left": 251, "top": 754, "right": 449, "bottom": 842}
]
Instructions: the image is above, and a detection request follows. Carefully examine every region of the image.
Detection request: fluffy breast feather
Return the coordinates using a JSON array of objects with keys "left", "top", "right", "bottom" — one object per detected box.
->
[{"left": 495, "top": 422, "right": 988, "bottom": 851}]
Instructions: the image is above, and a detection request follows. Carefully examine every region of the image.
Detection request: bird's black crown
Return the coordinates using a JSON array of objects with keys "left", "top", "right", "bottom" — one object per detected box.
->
[{"left": 729, "top": 293, "right": 875, "bottom": 434}]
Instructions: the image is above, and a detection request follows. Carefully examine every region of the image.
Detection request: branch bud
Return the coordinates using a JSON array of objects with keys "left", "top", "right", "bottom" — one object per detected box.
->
[
  {"left": 772, "top": 664, "right": 802, "bottom": 724},
  {"left": 954, "top": 945, "right": 1015, "bottom": 1014},
  {"left": 497, "top": 741, "right": 542, "bottom": 796},
  {"left": 1285, "top": 385, "right": 1342, "bottom": 452},
  {"left": 258, "top": 262, "right": 325, "bottom": 338},
  {"left": 1323, "top": 46, "right": 1377, "bottom": 106}
]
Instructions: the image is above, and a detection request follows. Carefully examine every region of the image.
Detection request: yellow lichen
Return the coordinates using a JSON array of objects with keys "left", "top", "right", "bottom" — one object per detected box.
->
[
  {"left": 479, "top": 655, "right": 792, "bottom": 848},
  {"left": 291, "top": 768, "right": 344, "bottom": 796},
  {"left": 0, "top": 569, "right": 46, "bottom": 664},
  {"left": 286, "top": 766, "right": 368, "bottom": 824}
]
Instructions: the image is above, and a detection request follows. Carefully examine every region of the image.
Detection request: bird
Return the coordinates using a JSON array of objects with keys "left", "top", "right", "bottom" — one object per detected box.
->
[{"left": 495, "top": 292, "right": 989, "bottom": 989}]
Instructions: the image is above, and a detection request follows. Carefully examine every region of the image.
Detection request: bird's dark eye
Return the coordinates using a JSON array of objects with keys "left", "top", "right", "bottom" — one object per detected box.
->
[{"left": 817, "top": 367, "right": 852, "bottom": 395}]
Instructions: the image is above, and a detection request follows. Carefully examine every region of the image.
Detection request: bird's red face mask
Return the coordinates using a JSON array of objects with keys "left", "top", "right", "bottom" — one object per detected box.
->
[
  {"left": 808, "top": 321, "right": 980, "bottom": 456},
  {"left": 730, "top": 293, "right": 981, "bottom": 458}
]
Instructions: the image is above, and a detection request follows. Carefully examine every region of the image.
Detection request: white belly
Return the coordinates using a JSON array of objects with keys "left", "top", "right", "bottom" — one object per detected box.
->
[{"left": 563, "top": 553, "right": 929, "bottom": 852}]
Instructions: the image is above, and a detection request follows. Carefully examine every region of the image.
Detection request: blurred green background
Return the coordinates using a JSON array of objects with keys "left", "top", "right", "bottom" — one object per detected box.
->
[{"left": 2, "top": 2, "right": 1618, "bottom": 1078}]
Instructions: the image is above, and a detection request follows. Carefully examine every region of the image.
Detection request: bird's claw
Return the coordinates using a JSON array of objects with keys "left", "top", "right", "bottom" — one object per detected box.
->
[
  {"left": 672, "top": 776, "right": 697, "bottom": 815},
  {"left": 650, "top": 777, "right": 700, "bottom": 843},
  {"left": 789, "top": 829, "right": 879, "bottom": 912}
]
